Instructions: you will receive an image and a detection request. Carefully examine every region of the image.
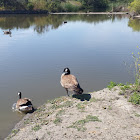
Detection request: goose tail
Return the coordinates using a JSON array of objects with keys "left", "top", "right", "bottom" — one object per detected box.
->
[{"left": 74, "top": 84, "right": 83, "bottom": 94}]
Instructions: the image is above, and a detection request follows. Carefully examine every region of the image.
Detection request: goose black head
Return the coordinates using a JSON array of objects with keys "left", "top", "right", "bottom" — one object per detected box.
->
[
  {"left": 63, "top": 68, "right": 70, "bottom": 75},
  {"left": 17, "top": 92, "right": 22, "bottom": 99}
]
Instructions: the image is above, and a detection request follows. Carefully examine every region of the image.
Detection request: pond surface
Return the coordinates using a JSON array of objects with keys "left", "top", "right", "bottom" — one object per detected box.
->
[{"left": 0, "top": 14, "right": 140, "bottom": 139}]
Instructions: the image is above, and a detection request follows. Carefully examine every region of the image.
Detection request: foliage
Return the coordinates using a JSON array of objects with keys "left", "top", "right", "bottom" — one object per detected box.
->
[
  {"left": 81, "top": 0, "right": 109, "bottom": 12},
  {"left": 107, "top": 81, "right": 117, "bottom": 89},
  {"left": 129, "top": 92, "right": 140, "bottom": 104},
  {"left": 0, "top": 0, "right": 132, "bottom": 12},
  {"left": 135, "top": 113, "right": 140, "bottom": 117},
  {"left": 0, "top": 0, "right": 26, "bottom": 10},
  {"left": 27, "top": 2, "right": 34, "bottom": 10},
  {"left": 128, "top": 19, "right": 140, "bottom": 32},
  {"left": 29, "top": 0, "right": 47, "bottom": 10},
  {"left": 129, "top": 0, "right": 140, "bottom": 14},
  {"left": 63, "top": 3, "right": 80, "bottom": 12},
  {"left": 120, "top": 83, "right": 131, "bottom": 91},
  {"left": 11, "top": 129, "right": 19, "bottom": 136},
  {"left": 53, "top": 117, "right": 62, "bottom": 125}
]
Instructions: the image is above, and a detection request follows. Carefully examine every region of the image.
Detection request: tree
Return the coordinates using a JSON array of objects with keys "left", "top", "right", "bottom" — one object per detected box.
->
[
  {"left": 82, "top": 0, "right": 109, "bottom": 11},
  {"left": 129, "top": 0, "right": 140, "bottom": 14}
]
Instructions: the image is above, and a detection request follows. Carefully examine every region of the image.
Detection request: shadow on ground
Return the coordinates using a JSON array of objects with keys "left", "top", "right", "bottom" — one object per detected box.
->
[{"left": 72, "top": 93, "right": 91, "bottom": 101}]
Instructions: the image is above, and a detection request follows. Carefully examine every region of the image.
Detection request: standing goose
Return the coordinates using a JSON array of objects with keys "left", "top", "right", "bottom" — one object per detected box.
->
[
  {"left": 3, "top": 29, "right": 11, "bottom": 34},
  {"left": 60, "top": 68, "right": 83, "bottom": 96},
  {"left": 16, "top": 92, "right": 33, "bottom": 113}
]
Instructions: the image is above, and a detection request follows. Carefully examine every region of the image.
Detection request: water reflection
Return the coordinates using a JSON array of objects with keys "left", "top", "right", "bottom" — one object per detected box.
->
[
  {"left": 128, "top": 18, "right": 140, "bottom": 32},
  {"left": 0, "top": 14, "right": 135, "bottom": 34}
]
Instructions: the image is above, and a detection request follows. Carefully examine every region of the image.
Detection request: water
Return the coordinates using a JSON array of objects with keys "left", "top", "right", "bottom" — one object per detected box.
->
[{"left": 0, "top": 14, "right": 140, "bottom": 139}]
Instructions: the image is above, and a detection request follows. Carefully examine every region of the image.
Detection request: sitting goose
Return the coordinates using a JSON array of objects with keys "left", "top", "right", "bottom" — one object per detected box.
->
[
  {"left": 60, "top": 68, "right": 83, "bottom": 96},
  {"left": 16, "top": 92, "right": 34, "bottom": 113},
  {"left": 3, "top": 29, "right": 11, "bottom": 34}
]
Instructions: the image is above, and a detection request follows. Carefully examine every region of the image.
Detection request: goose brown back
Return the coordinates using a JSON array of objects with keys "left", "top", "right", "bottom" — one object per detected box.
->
[{"left": 60, "top": 68, "right": 83, "bottom": 96}]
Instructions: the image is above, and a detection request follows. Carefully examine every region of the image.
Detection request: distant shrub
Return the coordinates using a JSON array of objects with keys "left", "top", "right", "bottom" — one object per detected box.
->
[
  {"left": 29, "top": 0, "right": 47, "bottom": 10},
  {"left": 63, "top": 3, "right": 79, "bottom": 12},
  {"left": 27, "top": 3, "right": 34, "bottom": 10}
]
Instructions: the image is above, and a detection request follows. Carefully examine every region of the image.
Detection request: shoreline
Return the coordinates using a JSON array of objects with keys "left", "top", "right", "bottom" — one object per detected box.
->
[
  {"left": 0, "top": 11, "right": 126, "bottom": 15},
  {"left": 0, "top": 11, "right": 139, "bottom": 18},
  {"left": 0, "top": 10, "right": 48, "bottom": 14},
  {"left": 50, "top": 12, "right": 127, "bottom": 15},
  {"left": 5, "top": 87, "right": 140, "bottom": 140}
]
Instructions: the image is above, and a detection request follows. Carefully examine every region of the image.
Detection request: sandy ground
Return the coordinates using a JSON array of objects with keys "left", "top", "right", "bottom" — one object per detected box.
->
[{"left": 5, "top": 87, "right": 140, "bottom": 140}]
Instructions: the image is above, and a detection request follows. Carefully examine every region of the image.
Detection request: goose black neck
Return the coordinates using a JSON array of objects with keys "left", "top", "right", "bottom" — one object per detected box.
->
[{"left": 19, "top": 93, "right": 21, "bottom": 99}]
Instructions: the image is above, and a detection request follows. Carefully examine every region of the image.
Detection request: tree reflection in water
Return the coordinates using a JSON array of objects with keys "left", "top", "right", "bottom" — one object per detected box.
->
[
  {"left": 128, "top": 18, "right": 140, "bottom": 32},
  {"left": 0, "top": 14, "right": 137, "bottom": 34}
]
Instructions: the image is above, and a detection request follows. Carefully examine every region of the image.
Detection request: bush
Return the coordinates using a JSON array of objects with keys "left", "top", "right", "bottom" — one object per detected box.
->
[
  {"left": 129, "top": 0, "right": 140, "bottom": 14},
  {"left": 107, "top": 81, "right": 117, "bottom": 90},
  {"left": 129, "top": 92, "right": 140, "bottom": 104},
  {"left": 63, "top": 3, "right": 79, "bottom": 12},
  {"left": 81, "top": 0, "right": 109, "bottom": 12},
  {"left": 27, "top": 3, "right": 34, "bottom": 10}
]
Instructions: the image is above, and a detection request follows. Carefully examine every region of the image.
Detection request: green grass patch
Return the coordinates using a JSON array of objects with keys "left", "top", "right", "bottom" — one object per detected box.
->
[
  {"left": 32, "top": 124, "right": 41, "bottom": 131},
  {"left": 50, "top": 100, "right": 73, "bottom": 110},
  {"left": 47, "top": 97, "right": 66, "bottom": 104},
  {"left": 107, "top": 81, "right": 117, "bottom": 90},
  {"left": 135, "top": 113, "right": 140, "bottom": 117},
  {"left": 7, "top": 129, "right": 19, "bottom": 139},
  {"left": 120, "top": 84, "right": 131, "bottom": 91},
  {"left": 24, "top": 119, "right": 31, "bottom": 124},
  {"left": 119, "top": 91, "right": 125, "bottom": 95},
  {"left": 53, "top": 117, "right": 62, "bottom": 125},
  {"left": 36, "top": 106, "right": 46, "bottom": 112},
  {"left": 76, "top": 103, "right": 85, "bottom": 110},
  {"left": 108, "top": 106, "right": 112, "bottom": 110},
  {"left": 56, "top": 109, "right": 65, "bottom": 117},
  {"left": 11, "top": 129, "right": 19, "bottom": 135},
  {"left": 68, "top": 115, "right": 101, "bottom": 132},
  {"left": 107, "top": 81, "right": 129, "bottom": 90},
  {"left": 129, "top": 92, "right": 140, "bottom": 105},
  {"left": 90, "top": 97, "right": 97, "bottom": 102},
  {"left": 41, "top": 120, "right": 49, "bottom": 125}
]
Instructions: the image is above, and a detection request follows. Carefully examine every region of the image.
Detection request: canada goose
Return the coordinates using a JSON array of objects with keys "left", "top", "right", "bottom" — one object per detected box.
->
[
  {"left": 60, "top": 68, "right": 83, "bottom": 96},
  {"left": 16, "top": 92, "right": 33, "bottom": 113},
  {"left": 3, "top": 29, "right": 11, "bottom": 34}
]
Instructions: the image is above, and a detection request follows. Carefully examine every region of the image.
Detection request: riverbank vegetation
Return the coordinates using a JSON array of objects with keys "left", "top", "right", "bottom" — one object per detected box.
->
[
  {"left": 106, "top": 46, "right": 140, "bottom": 105},
  {"left": 129, "top": 0, "right": 140, "bottom": 14},
  {"left": 107, "top": 81, "right": 140, "bottom": 105},
  {"left": 0, "top": 0, "right": 137, "bottom": 13}
]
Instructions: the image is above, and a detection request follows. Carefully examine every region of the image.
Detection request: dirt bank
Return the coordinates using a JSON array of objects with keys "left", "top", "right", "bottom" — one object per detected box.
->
[{"left": 5, "top": 87, "right": 140, "bottom": 140}]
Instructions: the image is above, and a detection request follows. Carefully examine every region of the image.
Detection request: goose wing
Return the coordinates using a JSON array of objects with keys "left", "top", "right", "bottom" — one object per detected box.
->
[
  {"left": 17, "top": 98, "right": 32, "bottom": 107},
  {"left": 61, "top": 74, "right": 79, "bottom": 90}
]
